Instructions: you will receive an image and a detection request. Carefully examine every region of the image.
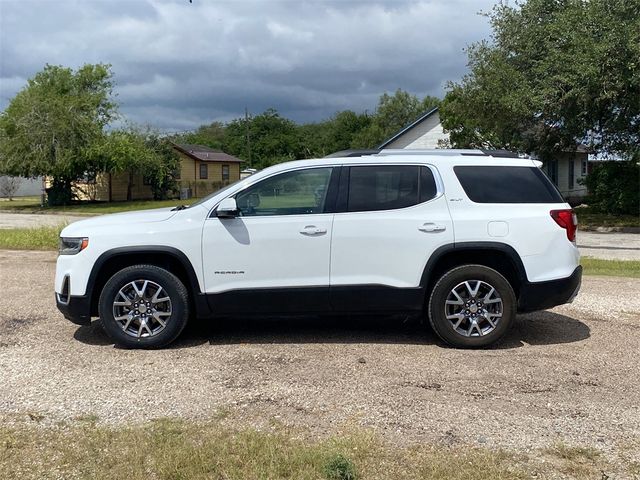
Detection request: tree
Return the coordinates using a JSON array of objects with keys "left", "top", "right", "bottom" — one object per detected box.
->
[
  {"left": 299, "top": 110, "right": 372, "bottom": 157},
  {"left": 85, "top": 129, "right": 168, "bottom": 201},
  {"left": 0, "top": 176, "right": 21, "bottom": 200},
  {"left": 145, "top": 134, "right": 180, "bottom": 200},
  {"left": 0, "top": 64, "right": 117, "bottom": 204},
  {"left": 224, "top": 108, "right": 302, "bottom": 168},
  {"left": 440, "top": 0, "right": 640, "bottom": 160},
  {"left": 351, "top": 89, "right": 440, "bottom": 148},
  {"left": 172, "top": 122, "right": 226, "bottom": 149}
]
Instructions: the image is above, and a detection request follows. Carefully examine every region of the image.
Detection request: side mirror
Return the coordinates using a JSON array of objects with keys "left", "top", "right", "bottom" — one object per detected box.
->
[{"left": 216, "top": 197, "right": 239, "bottom": 218}]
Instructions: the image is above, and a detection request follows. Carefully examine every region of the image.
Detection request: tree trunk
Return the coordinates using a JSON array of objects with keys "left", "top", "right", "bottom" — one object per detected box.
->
[{"left": 47, "top": 177, "right": 73, "bottom": 206}]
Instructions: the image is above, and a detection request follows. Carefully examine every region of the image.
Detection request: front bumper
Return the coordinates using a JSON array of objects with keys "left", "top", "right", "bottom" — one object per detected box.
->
[
  {"left": 517, "top": 266, "right": 582, "bottom": 312},
  {"left": 56, "top": 293, "right": 92, "bottom": 325}
]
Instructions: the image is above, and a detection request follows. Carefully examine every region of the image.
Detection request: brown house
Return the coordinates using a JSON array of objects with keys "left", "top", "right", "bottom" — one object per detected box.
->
[
  {"left": 172, "top": 144, "right": 242, "bottom": 198},
  {"left": 65, "top": 143, "right": 242, "bottom": 202}
]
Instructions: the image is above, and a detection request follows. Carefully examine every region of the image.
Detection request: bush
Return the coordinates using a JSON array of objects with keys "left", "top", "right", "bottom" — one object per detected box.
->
[
  {"left": 323, "top": 453, "right": 358, "bottom": 480},
  {"left": 583, "top": 160, "right": 639, "bottom": 215}
]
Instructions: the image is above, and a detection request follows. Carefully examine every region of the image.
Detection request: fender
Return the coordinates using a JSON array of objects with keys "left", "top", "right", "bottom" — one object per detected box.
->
[
  {"left": 420, "top": 241, "right": 528, "bottom": 288},
  {"left": 86, "top": 246, "right": 210, "bottom": 317}
]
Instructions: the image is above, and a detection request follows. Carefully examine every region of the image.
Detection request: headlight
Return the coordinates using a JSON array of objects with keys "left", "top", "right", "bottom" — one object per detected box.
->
[{"left": 59, "top": 237, "right": 89, "bottom": 255}]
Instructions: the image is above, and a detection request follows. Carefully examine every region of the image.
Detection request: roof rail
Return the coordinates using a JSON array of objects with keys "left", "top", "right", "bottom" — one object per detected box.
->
[
  {"left": 325, "top": 148, "right": 525, "bottom": 159},
  {"left": 376, "top": 149, "right": 483, "bottom": 156},
  {"left": 324, "top": 149, "right": 381, "bottom": 158}
]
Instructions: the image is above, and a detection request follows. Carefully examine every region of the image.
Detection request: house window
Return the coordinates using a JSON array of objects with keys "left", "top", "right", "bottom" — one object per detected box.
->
[
  {"left": 548, "top": 160, "right": 558, "bottom": 185},
  {"left": 199, "top": 163, "right": 208, "bottom": 179},
  {"left": 222, "top": 165, "right": 230, "bottom": 181},
  {"left": 568, "top": 160, "right": 575, "bottom": 190},
  {"left": 581, "top": 160, "right": 588, "bottom": 176},
  {"left": 175, "top": 168, "right": 181, "bottom": 180}
]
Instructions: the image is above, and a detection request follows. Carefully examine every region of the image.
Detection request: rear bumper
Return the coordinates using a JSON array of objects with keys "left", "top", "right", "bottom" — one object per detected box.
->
[
  {"left": 56, "top": 293, "right": 92, "bottom": 325},
  {"left": 518, "top": 266, "right": 582, "bottom": 312}
]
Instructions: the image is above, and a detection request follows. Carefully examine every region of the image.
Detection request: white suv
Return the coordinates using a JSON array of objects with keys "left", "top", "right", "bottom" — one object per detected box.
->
[{"left": 55, "top": 150, "right": 581, "bottom": 349}]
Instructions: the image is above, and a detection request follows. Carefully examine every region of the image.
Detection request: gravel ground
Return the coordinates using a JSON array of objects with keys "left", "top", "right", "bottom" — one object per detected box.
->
[
  {"left": 0, "top": 212, "right": 88, "bottom": 229},
  {"left": 0, "top": 249, "right": 639, "bottom": 460}
]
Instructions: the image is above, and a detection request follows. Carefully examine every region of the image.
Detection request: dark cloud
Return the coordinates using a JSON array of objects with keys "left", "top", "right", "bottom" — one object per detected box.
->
[{"left": 0, "top": 0, "right": 494, "bottom": 131}]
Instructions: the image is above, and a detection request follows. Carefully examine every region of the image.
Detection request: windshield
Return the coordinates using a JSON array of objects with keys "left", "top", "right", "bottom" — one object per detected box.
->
[{"left": 187, "top": 178, "right": 245, "bottom": 208}]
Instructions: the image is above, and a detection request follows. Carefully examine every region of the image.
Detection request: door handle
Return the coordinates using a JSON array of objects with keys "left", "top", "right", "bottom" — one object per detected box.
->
[
  {"left": 418, "top": 223, "right": 446, "bottom": 233},
  {"left": 300, "top": 225, "right": 327, "bottom": 235}
]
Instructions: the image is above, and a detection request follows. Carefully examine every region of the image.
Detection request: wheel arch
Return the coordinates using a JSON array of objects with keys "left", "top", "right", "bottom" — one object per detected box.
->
[
  {"left": 421, "top": 242, "right": 527, "bottom": 300},
  {"left": 87, "top": 246, "right": 206, "bottom": 317}
]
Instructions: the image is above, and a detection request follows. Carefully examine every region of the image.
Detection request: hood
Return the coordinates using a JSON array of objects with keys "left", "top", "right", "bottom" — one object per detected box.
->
[{"left": 60, "top": 207, "right": 178, "bottom": 236}]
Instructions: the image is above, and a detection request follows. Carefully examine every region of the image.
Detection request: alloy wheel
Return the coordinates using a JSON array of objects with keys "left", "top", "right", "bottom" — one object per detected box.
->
[
  {"left": 112, "top": 279, "right": 172, "bottom": 338},
  {"left": 444, "top": 280, "right": 503, "bottom": 337}
]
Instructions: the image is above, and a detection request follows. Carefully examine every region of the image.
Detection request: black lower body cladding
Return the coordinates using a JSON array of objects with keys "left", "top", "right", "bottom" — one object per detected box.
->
[{"left": 517, "top": 266, "right": 582, "bottom": 312}]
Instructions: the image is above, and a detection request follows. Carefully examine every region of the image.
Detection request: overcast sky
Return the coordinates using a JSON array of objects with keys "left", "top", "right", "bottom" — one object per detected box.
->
[{"left": 0, "top": 0, "right": 496, "bottom": 132}]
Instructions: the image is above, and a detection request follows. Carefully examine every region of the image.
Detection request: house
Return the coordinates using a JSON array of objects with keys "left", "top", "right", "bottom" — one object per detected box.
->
[
  {"left": 172, "top": 144, "right": 242, "bottom": 198},
  {"left": 63, "top": 144, "right": 242, "bottom": 202},
  {"left": 378, "top": 107, "right": 589, "bottom": 204}
]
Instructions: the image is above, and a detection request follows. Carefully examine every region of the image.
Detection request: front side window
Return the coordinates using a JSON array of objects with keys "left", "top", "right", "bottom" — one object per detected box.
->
[
  {"left": 347, "top": 165, "right": 437, "bottom": 213},
  {"left": 235, "top": 167, "right": 332, "bottom": 216},
  {"left": 200, "top": 163, "right": 208, "bottom": 179}
]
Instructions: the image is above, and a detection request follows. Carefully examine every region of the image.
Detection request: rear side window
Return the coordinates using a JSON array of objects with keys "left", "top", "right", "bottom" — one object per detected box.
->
[
  {"left": 454, "top": 166, "right": 564, "bottom": 203},
  {"left": 347, "top": 165, "right": 437, "bottom": 212}
]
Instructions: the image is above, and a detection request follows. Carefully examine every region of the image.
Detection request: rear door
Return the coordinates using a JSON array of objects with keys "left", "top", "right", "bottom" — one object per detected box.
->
[{"left": 329, "top": 164, "right": 454, "bottom": 311}]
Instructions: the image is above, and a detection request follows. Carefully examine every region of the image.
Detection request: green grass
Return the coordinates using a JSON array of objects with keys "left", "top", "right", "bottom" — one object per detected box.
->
[
  {"left": 0, "top": 225, "right": 63, "bottom": 250},
  {"left": 0, "top": 419, "right": 534, "bottom": 480},
  {"left": 0, "top": 197, "right": 189, "bottom": 215},
  {"left": 575, "top": 207, "right": 639, "bottom": 228},
  {"left": 581, "top": 257, "right": 640, "bottom": 277}
]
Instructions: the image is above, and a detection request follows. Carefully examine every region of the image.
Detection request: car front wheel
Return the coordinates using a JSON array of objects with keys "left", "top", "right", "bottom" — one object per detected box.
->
[
  {"left": 428, "top": 264, "right": 516, "bottom": 348},
  {"left": 98, "top": 264, "right": 189, "bottom": 349}
]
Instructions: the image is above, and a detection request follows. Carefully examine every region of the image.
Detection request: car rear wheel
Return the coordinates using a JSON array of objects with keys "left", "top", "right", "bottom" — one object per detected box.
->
[
  {"left": 98, "top": 265, "right": 189, "bottom": 349},
  {"left": 428, "top": 264, "right": 516, "bottom": 348}
]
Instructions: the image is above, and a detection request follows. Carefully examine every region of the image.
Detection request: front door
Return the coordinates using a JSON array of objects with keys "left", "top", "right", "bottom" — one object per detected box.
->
[{"left": 201, "top": 166, "right": 336, "bottom": 314}]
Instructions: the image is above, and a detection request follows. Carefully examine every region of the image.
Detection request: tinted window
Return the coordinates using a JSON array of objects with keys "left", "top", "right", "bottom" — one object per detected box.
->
[
  {"left": 236, "top": 167, "right": 332, "bottom": 216},
  {"left": 347, "top": 166, "right": 437, "bottom": 212},
  {"left": 420, "top": 166, "right": 437, "bottom": 203},
  {"left": 454, "top": 166, "right": 564, "bottom": 203}
]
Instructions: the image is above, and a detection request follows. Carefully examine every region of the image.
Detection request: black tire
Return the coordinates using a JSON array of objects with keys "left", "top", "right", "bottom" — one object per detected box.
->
[
  {"left": 98, "top": 264, "right": 190, "bottom": 349},
  {"left": 428, "top": 264, "right": 516, "bottom": 348}
]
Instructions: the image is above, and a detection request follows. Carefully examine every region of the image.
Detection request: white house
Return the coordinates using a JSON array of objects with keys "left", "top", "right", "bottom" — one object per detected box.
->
[{"left": 378, "top": 108, "right": 589, "bottom": 204}]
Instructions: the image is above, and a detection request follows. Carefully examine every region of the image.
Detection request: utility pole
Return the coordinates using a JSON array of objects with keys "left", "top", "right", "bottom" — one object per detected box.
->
[{"left": 245, "top": 107, "right": 251, "bottom": 168}]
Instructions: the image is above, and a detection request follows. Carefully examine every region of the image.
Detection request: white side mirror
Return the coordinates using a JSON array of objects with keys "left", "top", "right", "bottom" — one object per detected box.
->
[{"left": 216, "top": 197, "right": 238, "bottom": 218}]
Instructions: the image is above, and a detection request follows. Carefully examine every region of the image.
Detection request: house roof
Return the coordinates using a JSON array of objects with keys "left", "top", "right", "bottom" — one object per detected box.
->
[
  {"left": 378, "top": 107, "right": 440, "bottom": 149},
  {"left": 172, "top": 143, "right": 243, "bottom": 163}
]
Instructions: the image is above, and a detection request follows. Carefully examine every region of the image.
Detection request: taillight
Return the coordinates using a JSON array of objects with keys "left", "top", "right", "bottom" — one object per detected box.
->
[{"left": 550, "top": 209, "right": 577, "bottom": 242}]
